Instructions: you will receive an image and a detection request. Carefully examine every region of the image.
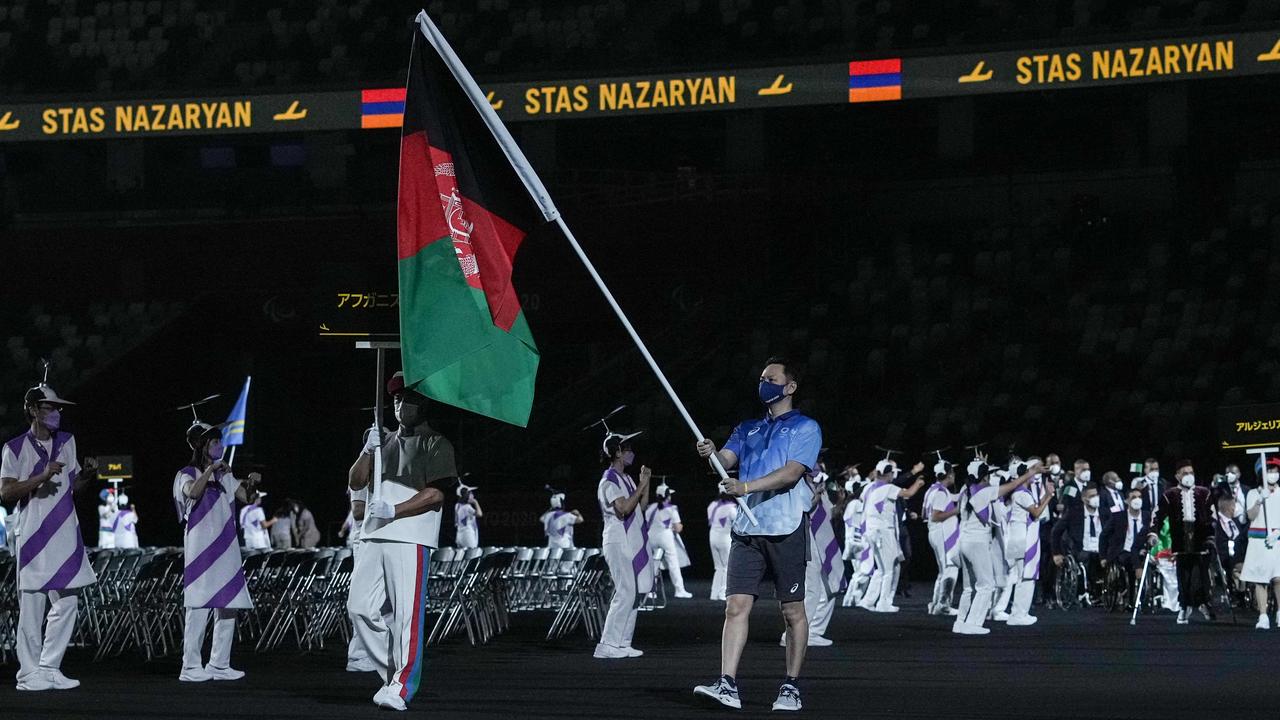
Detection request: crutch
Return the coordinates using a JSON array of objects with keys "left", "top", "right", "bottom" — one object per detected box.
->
[{"left": 1130, "top": 546, "right": 1154, "bottom": 626}]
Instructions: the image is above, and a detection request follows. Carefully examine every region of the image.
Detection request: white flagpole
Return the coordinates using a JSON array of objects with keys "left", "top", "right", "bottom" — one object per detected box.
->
[{"left": 414, "top": 11, "right": 757, "bottom": 525}]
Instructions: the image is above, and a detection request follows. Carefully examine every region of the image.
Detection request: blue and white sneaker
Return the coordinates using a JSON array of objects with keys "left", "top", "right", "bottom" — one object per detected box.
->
[
  {"left": 694, "top": 675, "right": 742, "bottom": 709},
  {"left": 772, "top": 683, "right": 802, "bottom": 711}
]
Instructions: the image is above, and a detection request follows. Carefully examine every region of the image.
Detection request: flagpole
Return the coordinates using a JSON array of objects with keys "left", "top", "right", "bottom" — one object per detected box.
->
[
  {"left": 416, "top": 11, "right": 756, "bottom": 524},
  {"left": 227, "top": 446, "right": 236, "bottom": 469}
]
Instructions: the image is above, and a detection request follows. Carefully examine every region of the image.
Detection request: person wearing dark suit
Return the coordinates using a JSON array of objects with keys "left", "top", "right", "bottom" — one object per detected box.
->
[
  {"left": 1148, "top": 460, "right": 1214, "bottom": 624},
  {"left": 1210, "top": 484, "right": 1246, "bottom": 584},
  {"left": 1051, "top": 483, "right": 1106, "bottom": 601},
  {"left": 1097, "top": 471, "right": 1128, "bottom": 524},
  {"left": 1137, "top": 458, "right": 1168, "bottom": 512},
  {"left": 1100, "top": 487, "right": 1151, "bottom": 604}
]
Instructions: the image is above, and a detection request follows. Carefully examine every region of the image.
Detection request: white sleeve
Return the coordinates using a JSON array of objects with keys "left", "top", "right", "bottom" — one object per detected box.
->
[
  {"left": 885, "top": 485, "right": 902, "bottom": 501},
  {"left": 0, "top": 443, "right": 17, "bottom": 479},
  {"left": 1014, "top": 492, "right": 1034, "bottom": 510},
  {"left": 1247, "top": 489, "right": 1261, "bottom": 508},
  {"left": 928, "top": 492, "right": 948, "bottom": 514},
  {"left": 63, "top": 436, "right": 81, "bottom": 479},
  {"left": 601, "top": 480, "right": 625, "bottom": 508},
  {"left": 671, "top": 507, "right": 682, "bottom": 525}
]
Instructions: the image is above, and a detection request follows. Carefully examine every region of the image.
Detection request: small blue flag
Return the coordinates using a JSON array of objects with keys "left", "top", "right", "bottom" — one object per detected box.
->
[{"left": 223, "top": 376, "right": 252, "bottom": 447}]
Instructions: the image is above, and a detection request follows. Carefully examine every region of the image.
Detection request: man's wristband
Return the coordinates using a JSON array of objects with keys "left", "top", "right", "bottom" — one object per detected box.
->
[{"left": 743, "top": 481, "right": 751, "bottom": 494}]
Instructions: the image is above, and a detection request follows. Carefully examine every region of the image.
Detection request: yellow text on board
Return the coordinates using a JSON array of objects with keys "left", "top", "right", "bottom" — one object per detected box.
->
[
  {"left": 41, "top": 101, "right": 252, "bottom": 135},
  {"left": 523, "top": 76, "right": 736, "bottom": 115},
  {"left": 1014, "top": 40, "right": 1234, "bottom": 85}
]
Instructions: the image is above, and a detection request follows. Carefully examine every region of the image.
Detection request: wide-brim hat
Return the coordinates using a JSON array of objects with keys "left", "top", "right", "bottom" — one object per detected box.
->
[
  {"left": 24, "top": 384, "right": 75, "bottom": 407},
  {"left": 602, "top": 430, "right": 643, "bottom": 457},
  {"left": 186, "top": 421, "right": 227, "bottom": 449}
]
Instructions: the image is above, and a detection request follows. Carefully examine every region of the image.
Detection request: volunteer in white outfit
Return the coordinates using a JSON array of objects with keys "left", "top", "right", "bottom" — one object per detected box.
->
[
  {"left": 840, "top": 470, "right": 873, "bottom": 607},
  {"left": 992, "top": 458, "right": 1054, "bottom": 625},
  {"left": 97, "top": 489, "right": 118, "bottom": 549},
  {"left": 707, "top": 492, "right": 738, "bottom": 600},
  {"left": 1243, "top": 458, "right": 1280, "bottom": 629},
  {"left": 240, "top": 493, "right": 271, "bottom": 551},
  {"left": 646, "top": 483, "right": 692, "bottom": 599},
  {"left": 1, "top": 383, "right": 98, "bottom": 692},
  {"left": 541, "top": 487, "right": 583, "bottom": 550},
  {"left": 595, "top": 431, "right": 653, "bottom": 659},
  {"left": 347, "top": 373, "right": 453, "bottom": 711},
  {"left": 174, "top": 420, "right": 258, "bottom": 683},
  {"left": 923, "top": 461, "right": 960, "bottom": 616},
  {"left": 856, "top": 460, "right": 925, "bottom": 613},
  {"left": 952, "top": 457, "right": 1040, "bottom": 635},
  {"left": 789, "top": 467, "right": 843, "bottom": 647},
  {"left": 113, "top": 493, "right": 140, "bottom": 549},
  {"left": 345, "top": 484, "right": 375, "bottom": 673},
  {"left": 453, "top": 481, "right": 482, "bottom": 549}
]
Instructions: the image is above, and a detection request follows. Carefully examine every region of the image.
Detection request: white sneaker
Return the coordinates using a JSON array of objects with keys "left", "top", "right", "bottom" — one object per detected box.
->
[
  {"left": 373, "top": 686, "right": 407, "bottom": 711},
  {"left": 993, "top": 611, "right": 1011, "bottom": 622},
  {"left": 16, "top": 673, "right": 54, "bottom": 691},
  {"left": 205, "top": 665, "right": 245, "bottom": 681},
  {"left": 1176, "top": 608, "right": 1190, "bottom": 625},
  {"left": 807, "top": 635, "right": 833, "bottom": 647},
  {"left": 673, "top": 589, "right": 693, "bottom": 599},
  {"left": 1256, "top": 614, "right": 1271, "bottom": 630},
  {"left": 1006, "top": 614, "right": 1038, "bottom": 626},
  {"left": 872, "top": 604, "right": 900, "bottom": 613},
  {"left": 179, "top": 667, "right": 213, "bottom": 682},
  {"left": 45, "top": 669, "right": 80, "bottom": 690},
  {"left": 693, "top": 677, "right": 742, "bottom": 710},
  {"left": 772, "top": 683, "right": 803, "bottom": 712},
  {"left": 621, "top": 646, "right": 644, "bottom": 657},
  {"left": 951, "top": 623, "right": 990, "bottom": 635},
  {"left": 346, "top": 658, "right": 377, "bottom": 673},
  {"left": 943, "top": 606, "right": 958, "bottom": 616},
  {"left": 593, "top": 643, "right": 631, "bottom": 659}
]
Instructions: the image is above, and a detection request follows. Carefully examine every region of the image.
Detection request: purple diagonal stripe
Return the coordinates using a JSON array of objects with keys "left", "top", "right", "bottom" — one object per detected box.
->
[
  {"left": 203, "top": 571, "right": 247, "bottom": 608},
  {"left": 631, "top": 546, "right": 648, "bottom": 577},
  {"left": 1024, "top": 537, "right": 1039, "bottom": 564},
  {"left": 185, "top": 478, "right": 224, "bottom": 530},
  {"left": 821, "top": 539, "right": 840, "bottom": 575},
  {"left": 976, "top": 506, "right": 990, "bottom": 524},
  {"left": 184, "top": 515, "right": 237, "bottom": 588},
  {"left": 18, "top": 486, "right": 75, "bottom": 570},
  {"left": 945, "top": 526, "right": 959, "bottom": 552},
  {"left": 39, "top": 530, "right": 86, "bottom": 591},
  {"left": 810, "top": 504, "right": 828, "bottom": 532}
]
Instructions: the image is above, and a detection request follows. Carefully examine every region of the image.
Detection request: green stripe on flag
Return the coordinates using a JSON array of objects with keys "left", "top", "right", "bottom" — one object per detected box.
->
[{"left": 399, "top": 238, "right": 539, "bottom": 427}]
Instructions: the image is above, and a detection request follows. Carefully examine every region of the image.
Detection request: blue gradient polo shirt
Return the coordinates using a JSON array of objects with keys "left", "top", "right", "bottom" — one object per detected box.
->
[{"left": 724, "top": 409, "right": 822, "bottom": 536}]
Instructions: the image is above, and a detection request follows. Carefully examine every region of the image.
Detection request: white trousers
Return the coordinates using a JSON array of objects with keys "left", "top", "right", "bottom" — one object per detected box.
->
[
  {"left": 455, "top": 527, "right": 478, "bottom": 549},
  {"left": 858, "top": 527, "right": 900, "bottom": 610},
  {"left": 709, "top": 531, "right": 732, "bottom": 600},
  {"left": 600, "top": 542, "right": 638, "bottom": 649},
  {"left": 804, "top": 556, "right": 834, "bottom": 637},
  {"left": 650, "top": 531, "right": 686, "bottom": 593},
  {"left": 347, "top": 540, "right": 372, "bottom": 665},
  {"left": 928, "top": 528, "right": 959, "bottom": 610},
  {"left": 183, "top": 607, "right": 236, "bottom": 671},
  {"left": 994, "top": 559, "right": 1023, "bottom": 615},
  {"left": 16, "top": 589, "right": 78, "bottom": 683},
  {"left": 348, "top": 540, "right": 430, "bottom": 703},
  {"left": 956, "top": 538, "right": 994, "bottom": 628}
]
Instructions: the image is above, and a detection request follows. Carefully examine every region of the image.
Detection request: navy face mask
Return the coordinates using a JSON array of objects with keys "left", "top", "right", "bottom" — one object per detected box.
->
[{"left": 758, "top": 380, "right": 788, "bottom": 405}]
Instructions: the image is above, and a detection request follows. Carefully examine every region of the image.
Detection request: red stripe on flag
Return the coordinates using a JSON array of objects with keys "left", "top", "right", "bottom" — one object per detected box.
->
[
  {"left": 363, "top": 87, "right": 407, "bottom": 103},
  {"left": 849, "top": 58, "right": 901, "bottom": 75}
]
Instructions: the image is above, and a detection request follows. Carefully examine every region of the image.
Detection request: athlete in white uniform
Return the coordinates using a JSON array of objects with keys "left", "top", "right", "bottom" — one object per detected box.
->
[
  {"left": 541, "top": 487, "right": 583, "bottom": 550},
  {"left": 856, "top": 460, "right": 925, "bottom": 613},
  {"left": 992, "top": 458, "right": 1054, "bottom": 625},
  {"left": 97, "top": 490, "right": 118, "bottom": 549},
  {"left": 113, "top": 493, "right": 140, "bottom": 549},
  {"left": 453, "top": 482, "right": 482, "bottom": 549},
  {"left": 952, "top": 458, "right": 1040, "bottom": 635},
  {"left": 347, "top": 373, "right": 453, "bottom": 711},
  {"left": 239, "top": 494, "right": 271, "bottom": 551},
  {"left": 173, "top": 421, "right": 258, "bottom": 683},
  {"left": 707, "top": 494, "right": 738, "bottom": 600},
  {"left": 923, "top": 462, "right": 960, "bottom": 616},
  {"left": 646, "top": 483, "right": 692, "bottom": 599},
  {"left": 595, "top": 431, "right": 652, "bottom": 659},
  {"left": 1, "top": 383, "right": 98, "bottom": 691},
  {"left": 840, "top": 471, "right": 872, "bottom": 607}
]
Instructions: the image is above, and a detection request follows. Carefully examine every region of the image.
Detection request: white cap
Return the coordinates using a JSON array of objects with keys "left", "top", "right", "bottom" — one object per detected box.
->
[
  {"left": 656, "top": 483, "right": 673, "bottom": 498},
  {"left": 550, "top": 493, "right": 565, "bottom": 509},
  {"left": 117, "top": 493, "right": 130, "bottom": 507},
  {"left": 967, "top": 460, "right": 986, "bottom": 479},
  {"left": 933, "top": 460, "right": 949, "bottom": 476},
  {"left": 875, "top": 459, "right": 896, "bottom": 475}
]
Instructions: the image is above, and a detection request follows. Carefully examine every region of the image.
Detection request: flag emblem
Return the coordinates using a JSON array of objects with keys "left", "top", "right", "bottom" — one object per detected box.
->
[
  {"left": 848, "top": 59, "right": 902, "bottom": 103},
  {"left": 362, "top": 88, "right": 407, "bottom": 128}
]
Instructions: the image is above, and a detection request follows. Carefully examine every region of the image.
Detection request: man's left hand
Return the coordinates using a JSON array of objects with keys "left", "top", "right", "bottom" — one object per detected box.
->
[{"left": 721, "top": 478, "right": 748, "bottom": 497}]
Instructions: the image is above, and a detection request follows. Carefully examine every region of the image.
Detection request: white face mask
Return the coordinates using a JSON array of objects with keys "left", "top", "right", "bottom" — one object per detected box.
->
[
  {"left": 1049, "top": 463, "right": 1062, "bottom": 475},
  {"left": 1267, "top": 472, "right": 1280, "bottom": 486},
  {"left": 1147, "top": 470, "right": 1160, "bottom": 482},
  {"left": 1129, "top": 498, "right": 1143, "bottom": 510},
  {"left": 1179, "top": 475, "right": 1195, "bottom": 488},
  {"left": 1078, "top": 470, "right": 1092, "bottom": 483},
  {"left": 1226, "top": 472, "right": 1239, "bottom": 483},
  {"left": 1086, "top": 496, "right": 1100, "bottom": 509},
  {"left": 1111, "top": 479, "right": 1123, "bottom": 490}
]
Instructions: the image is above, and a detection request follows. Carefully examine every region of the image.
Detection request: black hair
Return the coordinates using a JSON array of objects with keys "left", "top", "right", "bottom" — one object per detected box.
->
[
  {"left": 764, "top": 356, "right": 803, "bottom": 385},
  {"left": 1176, "top": 459, "right": 1194, "bottom": 472},
  {"left": 189, "top": 438, "right": 211, "bottom": 472},
  {"left": 601, "top": 436, "right": 633, "bottom": 465}
]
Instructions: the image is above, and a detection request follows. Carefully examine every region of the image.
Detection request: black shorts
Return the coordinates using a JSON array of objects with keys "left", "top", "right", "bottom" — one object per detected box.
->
[{"left": 726, "top": 521, "right": 810, "bottom": 602}]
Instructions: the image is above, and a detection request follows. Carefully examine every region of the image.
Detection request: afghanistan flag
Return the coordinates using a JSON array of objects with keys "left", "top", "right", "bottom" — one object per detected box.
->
[{"left": 397, "top": 13, "right": 558, "bottom": 427}]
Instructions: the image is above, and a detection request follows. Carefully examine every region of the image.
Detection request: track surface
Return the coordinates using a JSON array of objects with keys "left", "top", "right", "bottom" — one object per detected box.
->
[{"left": 4, "top": 581, "right": 1269, "bottom": 719}]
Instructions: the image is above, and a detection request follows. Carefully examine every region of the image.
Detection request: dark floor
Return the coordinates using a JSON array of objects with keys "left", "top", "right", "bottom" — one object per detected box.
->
[{"left": 3, "top": 580, "right": 1270, "bottom": 719}]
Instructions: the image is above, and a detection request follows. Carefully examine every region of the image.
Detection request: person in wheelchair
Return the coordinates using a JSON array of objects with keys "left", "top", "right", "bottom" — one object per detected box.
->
[
  {"left": 1099, "top": 486, "right": 1151, "bottom": 607},
  {"left": 1052, "top": 484, "right": 1106, "bottom": 603},
  {"left": 1211, "top": 480, "right": 1246, "bottom": 590}
]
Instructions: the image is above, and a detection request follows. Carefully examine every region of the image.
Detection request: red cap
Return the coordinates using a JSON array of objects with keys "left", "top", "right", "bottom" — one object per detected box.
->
[
  {"left": 386, "top": 371, "right": 405, "bottom": 396},
  {"left": 1267, "top": 458, "right": 1280, "bottom": 469}
]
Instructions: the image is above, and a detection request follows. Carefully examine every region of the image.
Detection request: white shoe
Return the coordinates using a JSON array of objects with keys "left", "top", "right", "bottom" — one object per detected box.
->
[
  {"left": 1256, "top": 614, "right": 1271, "bottom": 630},
  {"left": 808, "top": 635, "right": 833, "bottom": 647},
  {"left": 993, "top": 611, "right": 1011, "bottom": 622},
  {"left": 16, "top": 673, "right": 54, "bottom": 691},
  {"left": 621, "top": 646, "right": 644, "bottom": 657},
  {"left": 44, "top": 669, "right": 80, "bottom": 690},
  {"left": 779, "top": 633, "right": 788, "bottom": 647},
  {"left": 1176, "top": 608, "right": 1190, "bottom": 625},
  {"left": 1006, "top": 614, "right": 1038, "bottom": 626},
  {"left": 943, "top": 606, "right": 958, "bottom": 616},
  {"left": 373, "top": 686, "right": 407, "bottom": 711},
  {"left": 205, "top": 665, "right": 245, "bottom": 681},
  {"left": 179, "top": 667, "right": 213, "bottom": 682},
  {"left": 673, "top": 589, "right": 693, "bottom": 599},
  {"left": 951, "top": 623, "right": 990, "bottom": 635},
  {"left": 872, "top": 604, "right": 900, "bottom": 613},
  {"left": 346, "top": 658, "right": 377, "bottom": 673},
  {"left": 593, "top": 643, "right": 631, "bottom": 659}
]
